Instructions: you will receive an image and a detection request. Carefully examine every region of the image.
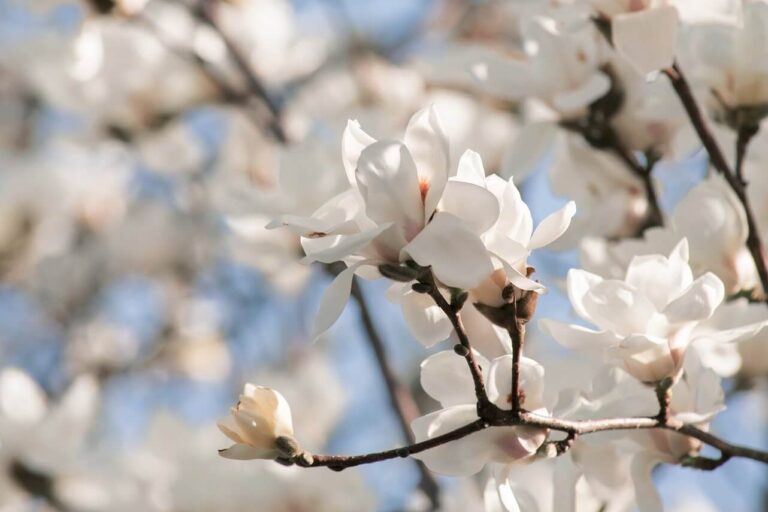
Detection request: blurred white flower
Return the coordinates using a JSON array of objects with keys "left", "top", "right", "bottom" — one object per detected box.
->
[
  {"left": 411, "top": 352, "right": 547, "bottom": 491},
  {"left": 541, "top": 239, "right": 727, "bottom": 383},
  {"left": 217, "top": 385, "right": 296, "bottom": 460},
  {"left": 472, "top": 16, "right": 609, "bottom": 118},
  {"left": 681, "top": 1, "right": 768, "bottom": 122}
]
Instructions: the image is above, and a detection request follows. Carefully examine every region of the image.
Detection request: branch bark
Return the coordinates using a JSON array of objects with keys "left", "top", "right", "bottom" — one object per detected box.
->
[{"left": 664, "top": 62, "right": 768, "bottom": 301}]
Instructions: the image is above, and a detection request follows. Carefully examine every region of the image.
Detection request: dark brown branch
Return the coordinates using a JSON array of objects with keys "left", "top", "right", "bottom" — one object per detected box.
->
[
  {"left": 196, "top": 0, "right": 287, "bottom": 142},
  {"left": 508, "top": 299, "right": 525, "bottom": 415},
  {"left": 291, "top": 411, "right": 768, "bottom": 471},
  {"left": 297, "top": 419, "right": 487, "bottom": 470},
  {"left": 420, "top": 271, "right": 491, "bottom": 407},
  {"left": 664, "top": 62, "right": 768, "bottom": 301},
  {"left": 608, "top": 142, "right": 664, "bottom": 233}
]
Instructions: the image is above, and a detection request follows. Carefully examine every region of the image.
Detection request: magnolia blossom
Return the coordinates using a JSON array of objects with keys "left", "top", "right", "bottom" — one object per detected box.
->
[
  {"left": 682, "top": 1, "right": 768, "bottom": 121},
  {"left": 580, "top": 174, "right": 758, "bottom": 294},
  {"left": 590, "top": 1, "right": 680, "bottom": 75},
  {"left": 270, "top": 107, "right": 574, "bottom": 340},
  {"left": 411, "top": 351, "right": 548, "bottom": 509},
  {"left": 472, "top": 16, "right": 609, "bottom": 118},
  {"left": 541, "top": 239, "right": 727, "bottom": 383},
  {"left": 217, "top": 385, "right": 296, "bottom": 460},
  {"left": 556, "top": 355, "right": 724, "bottom": 512}
]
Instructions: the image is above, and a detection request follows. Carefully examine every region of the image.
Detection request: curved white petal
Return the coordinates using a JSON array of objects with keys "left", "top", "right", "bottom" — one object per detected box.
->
[
  {"left": 566, "top": 269, "right": 604, "bottom": 323},
  {"left": 218, "top": 443, "right": 275, "bottom": 460},
  {"left": 311, "top": 260, "right": 371, "bottom": 340},
  {"left": 0, "top": 368, "right": 47, "bottom": 424},
  {"left": 488, "top": 355, "right": 546, "bottom": 410},
  {"left": 400, "top": 291, "right": 453, "bottom": 348},
  {"left": 552, "top": 72, "right": 611, "bottom": 113},
  {"left": 301, "top": 224, "right": 390, "bottom": 264},
  {"left": 614, "top": 7, "right": 679, "bottom": 75},
  {"left": 420, "top": 350, "right": 489, "bottom": 407},
  {"left": 497, "top": 179, "right": 533, "bottom": 245},
  {"left": 356, "top": 140, "right": 424, "bottom": 236},
  {"left": 404, "top": 106, "right": 450, "bottom": 216},
  {"left": 663, "top": 272, "right": 724, "bottom": 324},
  {"left": 582, "top": 279, "right": 657, "bottom": 337},
  {"left": 411, "top": 405, "right": 494, "bottom": 476},
  {"left": 342, "top": 119, "right": 376, "bottom": 186},
  {"left": 630, "top": 453, "right": 663, "bottom": 512},
  {"left": 440, "top": 180, "right": 500, "bottom": 235},
  {"left": 499, "top": 121, "right": 558, "bottom": 182},
  {"left": 528, "top": 201, "right": 576, "bottom": 250},
  {"left": 539, "top": 319, "right": 620, "bottom": 353},
  {"left": 625, "top": 239, "right": 693, "bottom": 311},
  {"left": 456, "top": 149, "right": 487, "bottom": 187},
  {"left": 404, "top": 212, "right": 494, "bottom": 289}
]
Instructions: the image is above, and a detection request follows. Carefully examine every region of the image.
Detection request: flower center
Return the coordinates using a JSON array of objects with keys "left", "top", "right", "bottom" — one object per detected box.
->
[{"left": 419, "top": 179, "right": 430, "bottom": 204}]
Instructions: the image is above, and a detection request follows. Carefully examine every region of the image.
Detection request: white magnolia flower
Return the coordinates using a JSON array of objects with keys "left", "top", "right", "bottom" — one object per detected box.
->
[
  {"left": 557, "top": 355, "right": 724, "bottom": 512},
  {"left": 590, "top": 1, "right": 680, "bottom": 75},
  {"left": 271, "top": 107, "right": 504, "bottom": 339},
  {"left": 548, "top": 132, "right": 650, "bottom": 246},
  {"left": 541, "top": 239, "right": 727, "bottom": 383},
  {"left": 681, "top": 1, "right": 768, "bottom": 119},
  {"left": 411, "top": 351, "right": 548, "bottom": 507},
  {"left": 217, "top": 385, "right": 296, "bottom": 460},
  {"left": 472, "top": 16, "right": 610, "bottom": 118},
  {"left": 580, "top": 174, "right": 758, "bottom": 294},
  {"left": 385, "top": 152, "right": 575, "bottom": 347}
]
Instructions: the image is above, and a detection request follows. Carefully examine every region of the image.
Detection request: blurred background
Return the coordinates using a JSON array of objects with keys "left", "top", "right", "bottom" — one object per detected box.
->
[{"left": 0, "top": 0, "right": 766, "bottom": 510}]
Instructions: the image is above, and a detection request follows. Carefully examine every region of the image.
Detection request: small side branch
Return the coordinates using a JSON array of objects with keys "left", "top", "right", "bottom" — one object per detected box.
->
[{"left": 419, "top": 271, "right": 491, "bottom": 407}]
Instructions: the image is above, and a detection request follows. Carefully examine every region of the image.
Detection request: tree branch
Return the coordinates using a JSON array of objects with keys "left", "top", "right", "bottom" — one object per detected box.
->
[
  {"left": 194, "top": 0, "right": 287, "bottom": 142},
  {"left": 664, "top": 62, "right": 768, "bottom": 301},
  {"left": 419, "top": 271, "right": 491, "bottom": 407},
  {"left": 289, "top": 411, "right": 768, "bottom": 471}
]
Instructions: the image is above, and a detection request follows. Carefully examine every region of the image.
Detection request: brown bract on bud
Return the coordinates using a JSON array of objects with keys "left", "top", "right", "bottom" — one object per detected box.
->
[{"left": 473, "top": 290, "right": 539, "bottom": 328}]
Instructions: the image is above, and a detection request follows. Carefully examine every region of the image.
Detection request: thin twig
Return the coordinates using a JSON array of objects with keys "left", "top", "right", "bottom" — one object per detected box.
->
[
  {"left": 420, "top": 272, "right": 491, "bottom": 407},
  {"left": 196, "top": 0, "right": 287, "bottom": 142},
  {"left": 508, "top": 299, "right": 524, "bottom": 415},
  {"left": 664, "top": 62, "right": 768, "bottom": 301}
]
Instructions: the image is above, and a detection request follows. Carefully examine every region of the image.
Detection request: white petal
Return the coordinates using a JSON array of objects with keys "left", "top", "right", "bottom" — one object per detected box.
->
[
  {"left": 624, "top": 241, "right": 694, "bottom": 311},
  {"left": 218, "top": 443, "right": 275, "bottom": 460},
  {"left": 440, "top": 180, "right": 500, "bottom": 234},
  {"left": 552, "top": 456, "right": 580, "bottom": 512},
  {"left": 539, "top": 319, "right": 620, "bottom": 354},
  {"left": 663, "top": 272, "right": 724, "bottom": 324},
  {"left": 411, "top": 405, "right": 495, "bottom": 476},
  {"left": 496, "top": 475, "right": 522, "bottom": 512},
  {"left": 404, "top": 106, "right": 450, "bottom": 216},
  {"left": 400, "top": 291, "right": 453, "bottom": 348},
  {"left": 356, "top": 141, "right": 424, "bottom": 237},
  {"left": 581, "top": 279, "right": 657, "bottom": 337},
  {"left": 456, "top": 149, "right": 487, "bottom": 187},
  {"left": 488, "top": 356, "right": 546, "bottom": 410},
  {"left": 499, "top": 122, "right": 558, "bottom": 182},
  {"left": 420, "top": 350, "right": 489, "bottom": 407},
  {"left": 342, "top": 119, "right": 376, "bottom": 186},
  {"left": 528, "top": 201, "right": 576, "bottom": 250},
  {"left": 404, "top": 212, "right": 494, "bottom": 289},
  {"left": 630, "top": 453, "right": 663, "bottom": 512},
  {"left": 614, "top": 7, "right": 679, "bottom": 75},
  {"left": 301, "top": 224, "right": 391, "bottom": 264},
  {"left": 566, "top": 269, "right": 604, "bottom": 323},
  {"left": 0, "top": 368, "right": 47, "bottom": 424},
  {"left": 311, "top": 260, "right": 371, "bottom": 340},
  {"left": 496, "top": 179, "right": 533, "bottom": 245}
]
